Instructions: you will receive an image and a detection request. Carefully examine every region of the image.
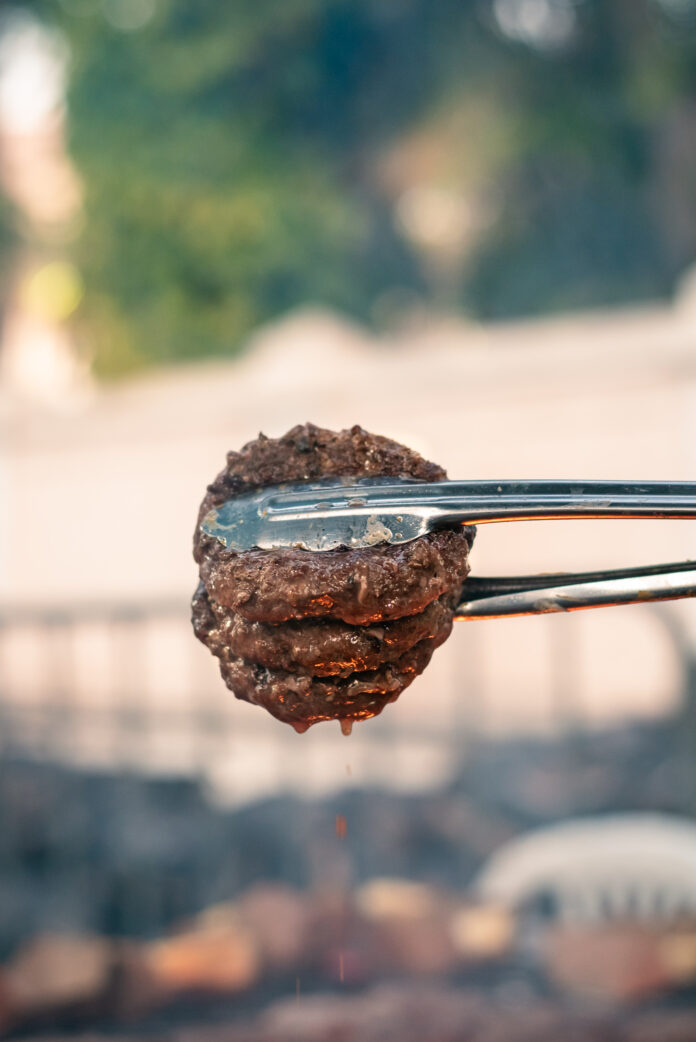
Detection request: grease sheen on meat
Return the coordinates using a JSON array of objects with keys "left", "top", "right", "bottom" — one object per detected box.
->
[
  {"left": 192, "top": 424, "right": 474, "bottom": 731},
  {"left": 193, "top": 584, "right": 458, "bottom": 678}
]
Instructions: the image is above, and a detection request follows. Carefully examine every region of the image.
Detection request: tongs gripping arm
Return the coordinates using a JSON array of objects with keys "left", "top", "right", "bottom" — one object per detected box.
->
[{"left": 456, "top": 561, "right": 696, "bottom": 619}]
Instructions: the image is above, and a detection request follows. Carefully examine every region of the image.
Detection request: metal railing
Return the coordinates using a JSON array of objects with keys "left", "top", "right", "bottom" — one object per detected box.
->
[
  {"left": 0, "top": 598, "right": 689, "bottom": 805},
  {"left": 0, "top": 600, "right": 481, "bottom": 803}
]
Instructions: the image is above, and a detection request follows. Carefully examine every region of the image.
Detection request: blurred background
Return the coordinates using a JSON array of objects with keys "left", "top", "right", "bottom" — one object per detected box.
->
[{"left": 2, "top": 1, "right": 696, "bottom": 1038}]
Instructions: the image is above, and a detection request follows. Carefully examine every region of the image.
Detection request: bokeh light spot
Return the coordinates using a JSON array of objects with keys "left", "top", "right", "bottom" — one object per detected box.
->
[
  {"left": 0, "top": 9, "right": 68, "bottom": 134},
  {"left": 492, "top": 0, "right": 577, "bottom": 50},
  {"left": 21, "top": 261, "right": 85, "bottom": 321},
  {"left": 102, "top": 0, "right": 157, "bottom": 33}
]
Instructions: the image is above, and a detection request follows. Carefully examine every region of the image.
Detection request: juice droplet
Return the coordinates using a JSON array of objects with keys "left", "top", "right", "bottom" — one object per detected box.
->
[
  {"left": 291, "top": 720, "right": 310, "bottom": 734},
  {"left": 340, "top": 718, "right": 353, "bottom": 736},
  {"left": 335, "top": 814, "right": 347, "bottom": 839}
]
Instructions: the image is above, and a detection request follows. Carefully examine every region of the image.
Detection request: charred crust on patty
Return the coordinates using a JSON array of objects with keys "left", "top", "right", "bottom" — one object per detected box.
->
[
  {"left": 192, "top": 423, "right": 474, "bottom": 730},
  {"left": 195, "top": 423, "right": 473, "bottom": 624},
  {"left": 193, "top": 583, "right": 459, "bottom": 678},
  {"left": 216, "top": 628, "right": 452, "bottom": 731}
]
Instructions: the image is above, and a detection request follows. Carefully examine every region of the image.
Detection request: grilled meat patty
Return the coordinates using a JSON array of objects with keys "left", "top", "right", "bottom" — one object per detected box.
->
[
  {"left": 192, "top": 584, "right": 458, "bottom": 678},
  {"left": 193, "top": 424, "right": 474, "bottom": 730},
  {"left": 194, "top": 423, "right": 474, "bottom": 624},
  {"left": 215, "top": 628, "right": 452, "bottom": 732}
]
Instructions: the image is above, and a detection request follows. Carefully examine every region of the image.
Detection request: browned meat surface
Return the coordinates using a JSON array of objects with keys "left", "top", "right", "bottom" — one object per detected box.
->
[
  {"left": 193, "top": 424, "right": 473, "bottom": 730},
  {"left": 216, "top": 627, "right": 452, "bottom": 732},
  {"left": 199, "top": 530, "right": 471, "bottom": 624},
  {"left": 194, "top": 422, "right": 447, "bottom": 567},
  {"left": 195, "top": 423, "right": 473, "bottom": 624},
  {"left": 192, "top": 584, "right": 457, "bottom": 677}
]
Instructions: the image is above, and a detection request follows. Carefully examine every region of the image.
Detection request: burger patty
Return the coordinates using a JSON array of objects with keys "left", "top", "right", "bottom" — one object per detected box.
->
[
  {"left": 192, "top": 583, "right": 459, "bottom": 678},
  {"left": 193, "top": 423, "right": 474, "bottom": 730},
  {"left": 195, "top": 423, "right": 473, "bottom": 625},
  {"left": 199, "top": 528, "right": 472, "bottom": 625},
  {"left": 215, "top": 628, "right": 452, "bottom": 733},
  {"left": 194, "top": 422, "right": 447, "bottom": 568}
]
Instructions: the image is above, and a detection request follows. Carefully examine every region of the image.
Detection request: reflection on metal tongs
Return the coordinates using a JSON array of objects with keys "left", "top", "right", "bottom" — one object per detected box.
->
[
  {"left": 201, "top": 478, "right": 696, "bottom": 619},
  {"left": 454, "top": 560, "right": 696, "bottom": 619}
]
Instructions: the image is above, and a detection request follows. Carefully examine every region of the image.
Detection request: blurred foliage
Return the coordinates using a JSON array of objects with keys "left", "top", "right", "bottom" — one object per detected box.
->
[
  {"left": 14, "top": 0, "right": 696, "bottom": 376},
  {"left": 0, "top": 194, "right": 18, "bottom": 313}
]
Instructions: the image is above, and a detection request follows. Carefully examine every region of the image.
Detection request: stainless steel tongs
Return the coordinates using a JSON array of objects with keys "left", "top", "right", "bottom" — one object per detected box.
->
[{"left": 201, "top": 479, "right": 696, "bottom": 618}]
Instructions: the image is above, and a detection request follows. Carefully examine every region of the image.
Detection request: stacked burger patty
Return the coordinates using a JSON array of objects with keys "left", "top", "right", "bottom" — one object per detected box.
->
[{"left": 192, "top": 424, "right": 475, "bottom": 732}]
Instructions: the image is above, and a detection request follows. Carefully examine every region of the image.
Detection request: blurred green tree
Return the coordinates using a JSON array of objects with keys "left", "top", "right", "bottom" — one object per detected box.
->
[{"left": 14, "top": 0, "right": 696, "bottom": 376}]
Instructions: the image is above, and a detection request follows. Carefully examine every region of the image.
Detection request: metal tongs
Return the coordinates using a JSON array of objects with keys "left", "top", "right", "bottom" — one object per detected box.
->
[{"left": 201, "top": 479, "right": 696, "bottom": 619}]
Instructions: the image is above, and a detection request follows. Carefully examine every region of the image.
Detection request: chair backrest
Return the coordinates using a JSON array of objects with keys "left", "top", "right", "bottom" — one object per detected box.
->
[{"left": 475, "top": 815, "right": 696, "bottom": 923}]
